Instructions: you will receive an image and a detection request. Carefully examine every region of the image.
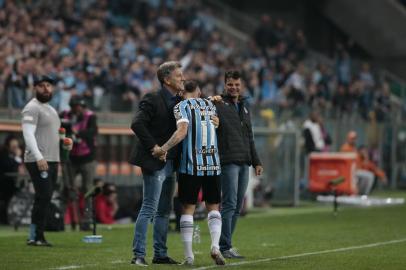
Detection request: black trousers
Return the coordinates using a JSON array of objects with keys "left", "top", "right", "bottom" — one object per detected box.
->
[{"left": 25, "top": 162, "right": 58, "bottom": 240}]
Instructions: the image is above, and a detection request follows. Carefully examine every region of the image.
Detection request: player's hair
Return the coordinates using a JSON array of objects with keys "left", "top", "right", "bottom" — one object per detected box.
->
[
  {"left": 224, "top": 70, "right": 241, "bottom": 83},
  {"left": 184, "top": 80, "right": 199, "bottom": 93},
  {"left": 157, "top": 61, "right": 182, "bottom": 85}
]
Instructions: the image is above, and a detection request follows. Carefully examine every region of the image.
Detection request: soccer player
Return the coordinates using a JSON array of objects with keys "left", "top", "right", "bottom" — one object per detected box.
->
[
  {"left": 22, "top": 75, "right": 60, "bottom": 246},
  {"left": 152, "top": 80, "right": 225, "bottom": 266}
]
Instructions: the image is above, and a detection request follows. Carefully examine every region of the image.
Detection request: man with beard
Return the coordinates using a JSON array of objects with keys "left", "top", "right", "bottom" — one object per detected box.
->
[{"left": 22, "top": 75, "right": 60, "bottom": 246}]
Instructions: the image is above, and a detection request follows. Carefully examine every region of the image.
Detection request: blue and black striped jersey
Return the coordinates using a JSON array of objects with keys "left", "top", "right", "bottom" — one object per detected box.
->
[{"left": 173, "top": 98, "right": 221, "bottom": 176}]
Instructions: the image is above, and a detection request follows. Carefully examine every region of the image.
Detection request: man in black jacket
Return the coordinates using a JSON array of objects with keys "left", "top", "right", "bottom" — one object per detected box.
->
[
  {"left": 216, "top": 70, "right": 263, "bottom": 259},
  {"left": 128, "top": 61, "right": 184, "bottom": 266}
]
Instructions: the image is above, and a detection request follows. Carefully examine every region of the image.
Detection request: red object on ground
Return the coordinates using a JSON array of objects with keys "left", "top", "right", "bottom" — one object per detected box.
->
[{"left": 308, "top": 152, "right": 358, "bottom": 195}]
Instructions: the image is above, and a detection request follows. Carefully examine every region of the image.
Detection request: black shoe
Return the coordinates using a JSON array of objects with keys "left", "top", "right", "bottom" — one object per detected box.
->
[
  {"left": 152, "top": 256, "right": 179, "bottom": 264},
  {"left": 27, "top": 239, "right": 52, "bottom": 247},
  {"left": 26, "top": 239, "right": 36, "bottom": 246},
  {"left": 131, "top": 257, "right": 148, "bottom": 266},
  {"left": 36, "top": 239, "right": 53, "bottom": 247}
]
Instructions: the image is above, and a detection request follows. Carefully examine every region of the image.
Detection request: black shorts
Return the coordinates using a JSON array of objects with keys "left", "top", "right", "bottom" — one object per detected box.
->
[{"left": 178, "top": 173, "right": 221, "bottom": 205}]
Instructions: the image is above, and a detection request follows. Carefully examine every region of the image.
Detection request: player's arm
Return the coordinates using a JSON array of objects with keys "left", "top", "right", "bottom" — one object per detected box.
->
[
  {"left": 151, "top": 122, "right": 188, "bottom": 158},
  {"left": 22, "top": 106, "right": 48, "bottom": 171},
  {"left": 162, "top": 122, "right": 188, "bottom": 152},
  {"left": 152, "top": 102, "right": 189, "bottom": 158}
]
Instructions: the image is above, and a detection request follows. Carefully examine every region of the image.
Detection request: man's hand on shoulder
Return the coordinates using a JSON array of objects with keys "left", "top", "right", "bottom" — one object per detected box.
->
[
  {"left": 211, "top": 115, "right": 220, "bottom": 128},
  {"left": 208, "top": 95, "right": 223, "bottom": 104}
]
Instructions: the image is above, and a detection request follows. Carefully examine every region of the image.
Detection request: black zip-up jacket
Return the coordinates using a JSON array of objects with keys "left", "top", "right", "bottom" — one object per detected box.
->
[
  {"left": 215, "top": 96, "right": 261, "bottom": 167},
  {"left": 129, "top": 88, "right": 179, "bottom": 172}
]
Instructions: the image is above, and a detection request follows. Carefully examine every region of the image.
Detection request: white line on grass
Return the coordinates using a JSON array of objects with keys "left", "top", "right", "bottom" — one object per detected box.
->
[
  {"left": 52, "top": 266, "right": 82, "bottom": 270},
  {"left": 192, "top": 238, "right": 406, "bottom": 270},
  {"left": 111, "top": 259, "right": 126, "bottom": 264},
  {"left": 51, "top": 263, "right": 97, "bottom": 270}
]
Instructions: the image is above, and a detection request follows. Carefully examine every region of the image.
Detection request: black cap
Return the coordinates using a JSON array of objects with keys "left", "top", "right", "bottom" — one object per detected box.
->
[
  {"left": 33, "top": 75, "right": 56, "bottom": 86},
  {"left": 69, "top": 96, "right": 86, "bottom": 107}
]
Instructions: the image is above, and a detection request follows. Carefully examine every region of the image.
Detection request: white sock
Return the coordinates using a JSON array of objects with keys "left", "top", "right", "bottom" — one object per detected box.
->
[
  {"left": 207, "top": 210, "right": 222, "bottom": 250},
  {"left": 180, "top": 214, "right": 194, "bottom": 259}
]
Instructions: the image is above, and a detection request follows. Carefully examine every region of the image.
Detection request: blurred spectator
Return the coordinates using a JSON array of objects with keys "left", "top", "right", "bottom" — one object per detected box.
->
[
  {"left": 5, "top": 61, "right": 27, "bottom": 109},
  {"left": 284, "top": 62, "right": 306, "bottom": 106},
  {"left": 95, "top": 183, "right": 118, "bottom": 224},
  {"left": 273, "top": 19, "right": 289, "bottom": 44},
  {"left": 357, "top": 145, "right": 387, "bottom": 189},
  {"left": 332, "top": 84, "right": 348, "bottom": 116},
  {"left": 340, "top": 131, "right": 375, "bottom": 195},
  {"left": 302, "top": 111, "right": 326, "bottom": 154},
  {"left": 374, "top": 82, "right": 391, "bottom": 122},
  {"left": 254, "top": 14, "right": 276, "bottom": 49},
  {"left": 340, "top": 130, "right": 358, "bottom": 152},
  {"left": 0, "top": 135, "right": 22, "bottom": 224},
  {"left": 260, "top": 69, "right": 280, "bottom": 106},
  {"left": 335, "top": 44, "right": 352, "bottom": 86},
  {"left": 289, "top": 29, "right": 307, "bottom": 61},
  {"left": 359, "top": 62, "right": 375, "bottom": 89},
  {"left": 0, "top": 0, "right": 392, "bottom": 122},
  {"left": 318, "top": 116, "right": 332, "bottom": 152}
]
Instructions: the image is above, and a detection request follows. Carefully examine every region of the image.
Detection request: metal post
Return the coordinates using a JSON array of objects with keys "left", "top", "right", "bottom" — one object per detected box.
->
[
  {"left": 333, "top": 189, "right": 338, "bottom": 216},
  {"left": 92, "top": 196, "right": 97, "bottom": 236},
  {"left": 294, "top": 130, "right": 301, "bottom": 206},
  {"left": 390, "top": 119, "right": 398, "bottom": 189}
]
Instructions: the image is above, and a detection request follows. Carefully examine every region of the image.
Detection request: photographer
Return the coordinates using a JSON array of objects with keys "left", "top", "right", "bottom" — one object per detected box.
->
[
  {"left": 60, "top": 96, "right": 98, "bottom": 231},
  {"left": 94, "top": 183, "right": 118, "bottom": 224}
]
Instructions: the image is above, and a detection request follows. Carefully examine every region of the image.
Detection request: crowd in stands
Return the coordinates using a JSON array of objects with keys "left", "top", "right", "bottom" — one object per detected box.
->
[{"left": 0, "top": 0, "right": 394, "bottom": 121}]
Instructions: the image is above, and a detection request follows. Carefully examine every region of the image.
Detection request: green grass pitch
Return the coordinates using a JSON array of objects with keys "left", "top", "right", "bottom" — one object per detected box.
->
[{"left": 1, "top": 191, "right": 406, "bottom": 270}]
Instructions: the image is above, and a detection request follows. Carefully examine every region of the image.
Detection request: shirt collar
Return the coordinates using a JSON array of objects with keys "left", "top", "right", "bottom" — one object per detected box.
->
[
  {"left": 162, "top": 87, "right": 174, "bottom": 99},
  {"left": 162, "top": 87, "right": 181, "bottom": 107}
]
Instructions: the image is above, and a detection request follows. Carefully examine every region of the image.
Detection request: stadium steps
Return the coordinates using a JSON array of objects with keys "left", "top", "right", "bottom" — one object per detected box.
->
[{"left": 320, "top": 0, "right": 406, "bottom": 80}]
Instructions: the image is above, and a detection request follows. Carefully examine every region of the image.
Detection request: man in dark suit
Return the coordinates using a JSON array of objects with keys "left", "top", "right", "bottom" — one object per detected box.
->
[{"left": 129, "top": 61, "right": 184, "bottom": 266}]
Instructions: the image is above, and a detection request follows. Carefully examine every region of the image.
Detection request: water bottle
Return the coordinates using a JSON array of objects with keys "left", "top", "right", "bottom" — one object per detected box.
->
[
  {"left": 193, "top": 224, "right": 201, "bottom": 244},
  {"left": 82, "top": 235, "right": 103, "bottom": 243}
]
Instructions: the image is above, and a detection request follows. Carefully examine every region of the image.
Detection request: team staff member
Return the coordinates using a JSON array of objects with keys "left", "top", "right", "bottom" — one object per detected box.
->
[
  {"left": 22, "top": 75, "right": 60, "bottom": 247},
  {"left": 216, "top": 70, "right": 263, "bottom": 258},
  {"left": 129, "top": 61, "right": 184, "bottom": 266},
  {"left": 153, "top": 80, "right": 225, "bottom": 266}
]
